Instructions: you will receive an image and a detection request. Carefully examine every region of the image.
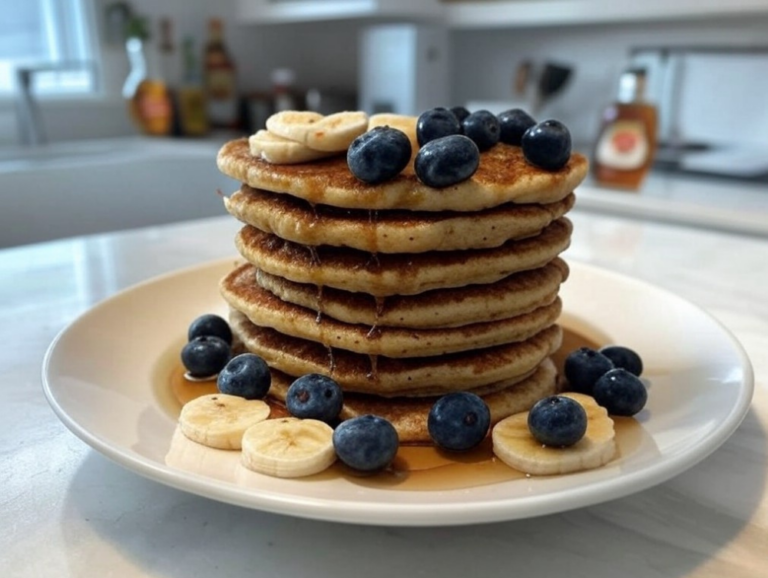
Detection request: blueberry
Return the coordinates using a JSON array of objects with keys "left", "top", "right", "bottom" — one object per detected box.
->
[
  {"left": 450, "top": 106, "right": 471, "bottom": 123},
  {"left": 333, "top": 415, "right": 399, "bottom": 472},
  {"left": 286, "top": 373, "right": 343, "bottom": 423},
  {"left": 564, "top": 347, "right": 614, "bottom": 395},
  {"left": 521, "top": 119, "right": 572, "bottom": 171},
  {"left": 181, "top": 335, "right": 231, "bottom": 378},
  {"left": 347, "top": 126, "right": 412, "bottom": 184},
  {"left": 428, "top": 392, "right": 491, "bottom": 451},
  {"left": 416, "top": 107, "right": 462, "bottom": 146},
  {"left": 461, "top": 110, "right": 500, "bottom": 151},
  {"left": 528, "top": 395, "right": 588, "bottom": 447},
  {"left": 497, "top": 108, "right": 536, "bottom": 146},
  {"left": 188, "top": 314, "right": 232, "bottom": 345},
  {"left": 599, "top": 345, "right": 643, "bottom": 377},
  {"left": 414, "top": 135, "right": 480, "bottom": 188},
  {"left": 593, "top": 368, "right": 648, "bottom": 416},
  {"left": 217, "top": 353, "right": 271, "bottom": 399}
]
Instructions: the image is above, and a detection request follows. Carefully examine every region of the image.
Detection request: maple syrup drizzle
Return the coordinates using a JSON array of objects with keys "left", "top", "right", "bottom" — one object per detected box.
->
[
  {"left": 366, "top": 354, "right": 379, "bottom": 381},
  {"left": 366, "top": 251, "right": 381, "bottom": 269},
  {"left": 307, "top": 245, "right": 321, "bottom": 266},
  {"left": 162, "top": 328, "right": 651, "bottom": 492},
  {"left": 315, "top": 285, "right": 324, "bottom": 324},
  {"left": 326, "top": 345, "right": 336, "bottom": 373}
]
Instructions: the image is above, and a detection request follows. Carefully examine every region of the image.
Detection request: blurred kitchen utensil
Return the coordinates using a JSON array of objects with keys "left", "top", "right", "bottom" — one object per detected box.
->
[{"left": 532, "top": 62, "right": 572, "bottom": 114}]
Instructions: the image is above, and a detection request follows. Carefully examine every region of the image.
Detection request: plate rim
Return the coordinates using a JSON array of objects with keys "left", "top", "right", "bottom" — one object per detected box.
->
[{"left": 41, "top": 258, "right": 755, "bottom": 526}]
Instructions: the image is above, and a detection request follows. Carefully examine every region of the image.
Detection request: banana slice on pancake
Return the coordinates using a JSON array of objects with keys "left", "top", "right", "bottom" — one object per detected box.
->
[
  {"left": 241, "top": 417, "right": 336, "bottom": 478},
  {"left": 249, "top": 130, "right": 336, "bottom": 164},
  {"left": 491, "top": 393, "right": 616, "bottom": 475},
  {"left": 266, "top": 110, "right": 368, "bottom": 152},
  {"left": 179, "top": 393, "right": 270, "bottom": 450},
  {"left": 368, "top": 113, "right": 418, "bottom": 147}
]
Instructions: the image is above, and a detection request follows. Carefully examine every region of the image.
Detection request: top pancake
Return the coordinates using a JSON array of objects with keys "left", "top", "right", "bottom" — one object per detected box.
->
[{"left": 217, "top": 138, "right": 588, "bottom": 212}]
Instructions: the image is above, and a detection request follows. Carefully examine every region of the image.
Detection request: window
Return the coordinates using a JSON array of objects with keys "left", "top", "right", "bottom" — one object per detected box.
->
[{"left": 0, "top": 0, "right": 96, "bottom": 96}]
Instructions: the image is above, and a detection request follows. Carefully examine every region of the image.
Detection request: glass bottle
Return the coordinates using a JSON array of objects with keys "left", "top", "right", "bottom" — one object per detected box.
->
[
  {"left": 203, "top": 18, "right": 238, "bottom": 129},
  {"left": 592, "top": 68, "right": 658, "bottom": 190}
]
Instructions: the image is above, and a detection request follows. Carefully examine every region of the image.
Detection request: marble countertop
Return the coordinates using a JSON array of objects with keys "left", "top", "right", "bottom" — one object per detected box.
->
[{"left": 2, "top": 208, "right": 766, "bottom": 577}]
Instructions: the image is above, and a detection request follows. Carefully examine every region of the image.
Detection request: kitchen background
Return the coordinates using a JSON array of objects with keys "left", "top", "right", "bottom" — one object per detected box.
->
[{"left": 2, "top": 0, "right": 768, "bottom": 246}]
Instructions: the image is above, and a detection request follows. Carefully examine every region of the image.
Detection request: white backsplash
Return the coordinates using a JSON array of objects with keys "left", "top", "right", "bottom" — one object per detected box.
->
[{"left": 451, "top": 15, "right": 768, "bottom": 149}]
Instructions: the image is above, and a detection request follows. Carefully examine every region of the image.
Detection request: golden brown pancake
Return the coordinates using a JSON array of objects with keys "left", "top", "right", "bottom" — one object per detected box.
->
[
  {"left": 224, "top": 186, "right": 575, "bottom": 253},
  {"left": 229, "top": 309, "right": 562, "bottom": 396},
  {"left": 253, "top": 259, "right": 568, "bottom": 328},
  {"left": 234, "top": 217, "right": 572, "bottom": 296},
  {"left": 221, "top": 263, "right": 562, "bottom": 357},
  {"left": 217, "top": 138, "right": 588, "bottom": 211},
  {"left": 267, "top": 359, "right": 559, "bottom": 443}
]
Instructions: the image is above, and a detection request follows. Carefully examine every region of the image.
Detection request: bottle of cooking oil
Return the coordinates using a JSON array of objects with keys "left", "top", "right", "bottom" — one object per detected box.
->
[
  {"left": 592, "top": 68, "right": 658, "bottom": 190},
  {"left": 122, "top": 17, "right": 173, "bottom": 136}
]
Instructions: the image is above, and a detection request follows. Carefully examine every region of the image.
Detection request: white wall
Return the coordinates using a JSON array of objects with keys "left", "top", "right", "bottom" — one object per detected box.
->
[
  {"left": 451, "top": 14, "right": 768, "bottom": 146},
  {"left": 5, "top": 2, "right": 768, "bottom": 149},
  {"left": 0, "top": 0, "right": 360, "bottom": 146}
]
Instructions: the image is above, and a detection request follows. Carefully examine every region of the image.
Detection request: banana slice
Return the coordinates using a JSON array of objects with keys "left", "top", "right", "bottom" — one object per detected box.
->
[
  {"left": 492, "top": 393, "right": 616, "bottom": 476},
  {"left": 179, "top": 393, "right": 270, "bottom": 450},
  {"left": 267, "top": 110, "right": 368, "bottom": 152},
  {"left": 241, "top": 417, "right": 336, "bottom": 478},
  {"left": 368, "top": 113, "right": 418, "bottom": 148},
  {"left": 248, "top": 130, "right": 336, "bottom": 164}
]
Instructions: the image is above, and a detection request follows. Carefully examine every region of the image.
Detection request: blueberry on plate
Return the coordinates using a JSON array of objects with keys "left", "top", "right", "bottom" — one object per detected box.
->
[
  {"left": 527, "top": 395, "right": 588, "bottom": 447},
  {"left": 347, "top": 126, "right": 412, "bottom": 184},
  {"left": 333, "top": 415, "right": 399, "bottom": 472},
  {"left": 497, "top": 108, "right": 536, "bottom": 146},
  {"left": 188, "top": 313, "right": 232, "bottom": 345},
  {"left": 521, "top": 119, "right": 572, "bottom": 171},
  {"left": 461, "top": 110, "right": 500, "bottom": 151},
  {"left": 599, "top": 345, "right": 643, "bottom": 377},
  {"left": 414, "top": 134, "right": 480, "bottom": 188},
  {"left": 181, "top": 335, "right": 231, "bottom": 378},
  {"left": 428, "top": 391, "right": 491, "bottom": 451},
  {"left": 416, "top": 107, "right": 462, "bottom": 146},
  {"left": 217, "top": 353, "right": 271, "bottom": 399},
  {"left": 450, "top": 105, "right": 471, "bottom": 123},
  {"left": 593, "top": 368, "right": 648, "bottom": 416},
  {"left": 286, "top": 373, "right": 343, "bottom": 423},
  {"left": 563, "top": 347, "right": 614, "bottom": 395}
]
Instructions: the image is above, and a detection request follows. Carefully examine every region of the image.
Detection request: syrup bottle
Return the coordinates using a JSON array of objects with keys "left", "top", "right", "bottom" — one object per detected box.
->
[
  {"left": 203, "top": 18, "right": 239, "bottom": 129},
  {"left": 592, "top": 68, "right": 657, "bottom": 190}
]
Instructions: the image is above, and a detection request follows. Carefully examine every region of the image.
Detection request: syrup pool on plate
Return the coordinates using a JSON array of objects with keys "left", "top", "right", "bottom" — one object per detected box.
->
[{"left": 155, "top": 327, "right": 647, "bottom": 491}]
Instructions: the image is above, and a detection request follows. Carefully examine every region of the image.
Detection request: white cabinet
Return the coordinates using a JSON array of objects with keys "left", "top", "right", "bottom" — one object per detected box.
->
[
  {"left": 444, "top": 0, "right": 768, "bottom": 29},
  {"left": 236, "top": 0, "right": 443, "bottom": 24},
  {"left": 237, "top": 0, "right": 768, "bottom": 27}
]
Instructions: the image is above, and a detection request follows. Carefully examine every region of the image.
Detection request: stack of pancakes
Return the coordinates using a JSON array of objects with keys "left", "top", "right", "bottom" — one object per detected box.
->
[{"left": 216, "top": 136, "right": 588, "bottom": 442}]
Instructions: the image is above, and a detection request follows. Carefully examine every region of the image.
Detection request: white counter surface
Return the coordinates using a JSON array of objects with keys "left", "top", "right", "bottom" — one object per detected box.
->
[
  {"left": 579, "top": 170, "right": 768, "bottom": 237},
  {"left": 2, "top": 208, "right": 766, "bottom": 577}
]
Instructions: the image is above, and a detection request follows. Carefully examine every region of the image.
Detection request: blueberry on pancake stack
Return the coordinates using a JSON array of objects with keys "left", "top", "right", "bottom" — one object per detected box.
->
[{"left": 215, "top": 109, "right": 588, "bottom": 443}]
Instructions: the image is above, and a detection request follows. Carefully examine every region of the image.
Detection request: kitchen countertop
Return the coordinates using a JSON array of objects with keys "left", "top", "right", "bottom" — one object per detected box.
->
[
  {"left": 578, "top": 169, "right": 768, "bottom": 237},
  {"left": 2, "top": 208, "right": 766, "bottom": 577}
]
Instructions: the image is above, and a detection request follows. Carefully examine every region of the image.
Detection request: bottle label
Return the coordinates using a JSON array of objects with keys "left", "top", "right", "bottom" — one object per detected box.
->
[{"left": 595, "top": 120, "right": 648, "bottom": 171}]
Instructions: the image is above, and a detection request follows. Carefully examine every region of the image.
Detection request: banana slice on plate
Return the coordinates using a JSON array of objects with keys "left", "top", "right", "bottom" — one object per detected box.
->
[
  {"left": 179, "top": 393, "right": 270, "bottom": 450},
  {"left": 249, "top": 130, "right": 335, "bottom": 164},
  {"left": 492, "top": 392, "right": 617, "bottom": 476},
  {"left": 241, "top": 417, "right": 336, "bottom": 478},
  {"left": 266, "top": 110, "right": 368, "bottom": 152},
  {"left": 368, "top": 113, "right": 418, "bottom": 147}
]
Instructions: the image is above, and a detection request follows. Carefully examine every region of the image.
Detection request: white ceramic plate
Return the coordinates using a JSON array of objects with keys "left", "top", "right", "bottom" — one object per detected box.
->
[{"left": 42, "top": 259, "right": 753, "bottom": 526}]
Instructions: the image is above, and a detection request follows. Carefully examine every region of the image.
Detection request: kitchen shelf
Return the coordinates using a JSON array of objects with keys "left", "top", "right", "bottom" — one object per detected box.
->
[
  {"left": 236, "top": 0, "right": 443, "bottom": 24},
  {"left": 237, "top": 0, "right": 768, "bottom": 26},
  {"left": 444, "top": 0, "right": 768, "bottom": 29}
]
